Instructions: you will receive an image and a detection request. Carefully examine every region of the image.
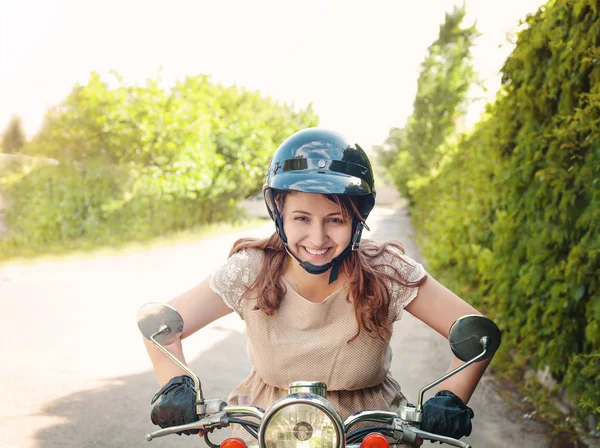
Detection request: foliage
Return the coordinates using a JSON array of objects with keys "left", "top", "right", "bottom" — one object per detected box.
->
[
  {"left": 393, "top": 0, "right": 600, "bottom": 433},
  {"left": 1, "top": 72, "right": 318, "bottom": 256},
  {"left": 27, "top": 72, "right": 317, "bottom": 199},
  {"left": 1, "top": 116, "right": 26, "bottom": 154},
  {"left": 1, "top": 159, "right": 129, "bottom": 250},
  {"left": 374, "top": 5, "right": 478, "bottom": 201}
]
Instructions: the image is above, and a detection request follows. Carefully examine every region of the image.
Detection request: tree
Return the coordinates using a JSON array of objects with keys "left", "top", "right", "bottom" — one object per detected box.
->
[
  {"left": 2, "top": 116, "right": 26, "bottom": 154},
  {"left": 3, "top": 71, "right": 319, "bottom": 249},
  {"left": 378, "top": 5, "right": 478, "bottom": 200},
  {"left": 27, "top": 72, "right": 318, "bottom": 201}
]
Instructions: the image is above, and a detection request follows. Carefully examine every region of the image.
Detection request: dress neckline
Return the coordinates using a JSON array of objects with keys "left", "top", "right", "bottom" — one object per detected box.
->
[{"left": 281, "top": 276, "right": 350, "bottom": 304}]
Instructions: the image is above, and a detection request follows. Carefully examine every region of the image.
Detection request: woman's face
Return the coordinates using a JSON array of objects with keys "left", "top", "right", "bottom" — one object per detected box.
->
[{"left": 282, "top": 192, "right": 353, "bottom": 265}]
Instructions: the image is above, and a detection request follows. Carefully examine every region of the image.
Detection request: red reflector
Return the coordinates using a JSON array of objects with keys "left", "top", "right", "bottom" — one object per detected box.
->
[
  {"left": 220, "top": 437, "right": 247, "bottom": 448},
  {"left": 360, "top": 432, "right": 389, "bottom": 448}
]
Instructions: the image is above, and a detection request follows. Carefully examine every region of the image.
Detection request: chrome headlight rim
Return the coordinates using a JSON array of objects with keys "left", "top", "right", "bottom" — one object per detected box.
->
[{"left": 258, "top": 393, "right": 344, "bottom": 448}]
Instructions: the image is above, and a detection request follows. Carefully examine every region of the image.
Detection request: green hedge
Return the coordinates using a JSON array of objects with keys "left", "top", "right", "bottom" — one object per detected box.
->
[
  {"left": 0, "top": 73, "right": 318, "bottom": 257},
  {"left": 408, "top": 0, "right": 599, "bottom": 428},
  {"left": 1, "top": 160, "right": 129, "bottom": 252}
]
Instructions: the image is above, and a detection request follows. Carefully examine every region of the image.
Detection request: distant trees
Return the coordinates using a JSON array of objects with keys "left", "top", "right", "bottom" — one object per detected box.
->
[
  {"left": 376, "top": 5, "right": 478, "bottom": 202},
  {"left": 1, "top": 116, "right": 26, "bottom": 154}
]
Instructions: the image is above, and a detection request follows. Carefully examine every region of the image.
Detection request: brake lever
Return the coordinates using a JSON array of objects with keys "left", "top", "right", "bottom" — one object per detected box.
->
[
  {"left": 145, "top": 411, "right": 228, "bottom": 441},
  {"left": 393, "top": 419, "right": 471, "bottom": 448},
  {"left": 411, "top": 427, "right": 471, "bottom": 448}
]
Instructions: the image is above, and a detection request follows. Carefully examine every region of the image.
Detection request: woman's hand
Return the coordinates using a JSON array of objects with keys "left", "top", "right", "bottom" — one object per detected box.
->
[
  {"left": 421, "top": 390, "right": 474, "bottom": 439},
  {"left": 150, "top": 375, "right": 200, "bottom": 435}
]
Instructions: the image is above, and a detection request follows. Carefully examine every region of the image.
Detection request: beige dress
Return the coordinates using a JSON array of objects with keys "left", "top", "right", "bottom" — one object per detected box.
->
[{"left": 209, "top": 245, "right": 426, "bottom": 440}]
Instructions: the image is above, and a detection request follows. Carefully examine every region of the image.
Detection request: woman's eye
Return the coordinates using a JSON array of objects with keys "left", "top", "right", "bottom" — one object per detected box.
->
[{"left": 293, "top": 216, "right": 344, "bottom": 223}]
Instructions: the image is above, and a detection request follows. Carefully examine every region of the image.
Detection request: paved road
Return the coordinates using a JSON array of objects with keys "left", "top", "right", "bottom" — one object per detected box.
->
[{"left": 0, "top": 192, "right": 550, "bottom": 447}]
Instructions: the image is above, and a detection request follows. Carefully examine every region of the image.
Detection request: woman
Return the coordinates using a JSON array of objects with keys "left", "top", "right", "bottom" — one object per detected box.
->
[{"left": 144, "top": 128, "right": 489, "bottom": 442}]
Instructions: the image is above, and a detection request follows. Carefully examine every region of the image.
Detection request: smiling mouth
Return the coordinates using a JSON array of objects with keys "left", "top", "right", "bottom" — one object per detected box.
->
[{"left": 303, "top": 247, "right": 331, "bottom": 256}]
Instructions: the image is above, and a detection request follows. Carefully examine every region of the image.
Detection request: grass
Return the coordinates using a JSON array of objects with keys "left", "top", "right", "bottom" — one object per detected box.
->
[{"left": 0, "top": 216, "right": 270, "bottom": 267}]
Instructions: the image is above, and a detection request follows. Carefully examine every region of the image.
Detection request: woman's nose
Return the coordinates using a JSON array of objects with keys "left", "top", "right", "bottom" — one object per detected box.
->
[{"left": 308, "top": 223, "right": 328, "bottom": 247}]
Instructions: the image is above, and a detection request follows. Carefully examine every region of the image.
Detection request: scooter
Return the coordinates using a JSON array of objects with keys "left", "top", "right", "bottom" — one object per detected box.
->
[{"left": 137, "top": 303, "right": 501, "bottom": 448}]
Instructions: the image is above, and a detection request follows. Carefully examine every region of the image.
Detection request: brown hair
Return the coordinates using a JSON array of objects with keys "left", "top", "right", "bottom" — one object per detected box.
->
[{"left": 230, "top": 191, "right": 427, "bottom": 342}]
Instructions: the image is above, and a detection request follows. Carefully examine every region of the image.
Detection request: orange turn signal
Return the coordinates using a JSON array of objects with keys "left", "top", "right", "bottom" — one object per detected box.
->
[
  {"left": 220, "top": 437, "right": 247, "bottom": 448},
  {"left": 360, "top": 432, "right": 389, "bottom": 448}
]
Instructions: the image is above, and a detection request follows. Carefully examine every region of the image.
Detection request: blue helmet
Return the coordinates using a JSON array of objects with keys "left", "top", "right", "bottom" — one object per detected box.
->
[{"left": 263, "top": 128, "right": 376, "bottom": 282}]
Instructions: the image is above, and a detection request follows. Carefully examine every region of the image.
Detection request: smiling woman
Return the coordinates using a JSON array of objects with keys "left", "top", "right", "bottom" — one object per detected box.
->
[
  {"left": 144, "top": 127, "right": 490, "bottom": 444},
  {"left": 285, "top": 194, "right": 352, "bottom": 261},
  {"left": 277, "top": 192, "right": 354, "bottom": 301}
]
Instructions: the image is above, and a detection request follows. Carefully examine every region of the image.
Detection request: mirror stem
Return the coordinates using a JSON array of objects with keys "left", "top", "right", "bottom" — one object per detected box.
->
[
  {"left": 151, "top": 326, "right": 207, "bottom": 415},
  {"left": 417, "top": 337, "right": 489, "bottom": 411}
]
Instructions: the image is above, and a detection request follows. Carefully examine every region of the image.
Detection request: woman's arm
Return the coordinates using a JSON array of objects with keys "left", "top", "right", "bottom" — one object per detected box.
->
[
  {"left": 143, "top": 276, "right": 233, "bottom": 385},
  {"left": 404, "top": 274, "right": 491, "bottom": 404}
]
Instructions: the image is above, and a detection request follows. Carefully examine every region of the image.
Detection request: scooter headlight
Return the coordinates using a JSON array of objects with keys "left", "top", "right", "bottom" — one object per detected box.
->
[{"left": 258, "top": 395, "right": 344, "bottom": 448}]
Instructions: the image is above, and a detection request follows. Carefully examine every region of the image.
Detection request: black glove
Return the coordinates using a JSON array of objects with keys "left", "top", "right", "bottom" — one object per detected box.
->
[
  {"left": 421, "top": 390, "right": 474, "bottom": 440},
  {"left": 150, "top": 375, "right": 200, "bottom": 436}
]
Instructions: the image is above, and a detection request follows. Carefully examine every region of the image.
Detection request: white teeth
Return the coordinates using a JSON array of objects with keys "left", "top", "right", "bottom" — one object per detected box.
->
[{"left": 305, "top": 247, "right": 328, "bottom": 255}]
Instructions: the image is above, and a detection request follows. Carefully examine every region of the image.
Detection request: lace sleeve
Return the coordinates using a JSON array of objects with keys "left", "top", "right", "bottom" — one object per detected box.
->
[
  {"left": 385, "top": 249, "right": 427, "bottom": 321},
  {"left": 209, "top": 248, "right": 262, "bottom": 319}
]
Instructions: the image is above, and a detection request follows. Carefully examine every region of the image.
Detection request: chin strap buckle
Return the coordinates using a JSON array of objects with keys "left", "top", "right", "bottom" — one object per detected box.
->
[{"left": 351, "top": 221, "right": 369, "bottom": 251}]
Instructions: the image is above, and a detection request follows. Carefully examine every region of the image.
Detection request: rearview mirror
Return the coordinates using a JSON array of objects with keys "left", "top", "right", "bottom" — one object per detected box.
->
[
  {"left": 448, "top": 314, "right": 501, "bottom": 362},
  {"left": 137, "top": 302, "right": 184, "bottom": 346},
  {"left": 137, "top": 302, "right": 212, "bottom": 415},
  {"left": 412, "top": 314, "right": 502, "bottom": 417}
]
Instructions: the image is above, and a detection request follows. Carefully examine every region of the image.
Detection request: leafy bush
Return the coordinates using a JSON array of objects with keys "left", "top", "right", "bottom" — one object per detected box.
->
[
  {"left": 0, "top": 72, "right": 318, "bottom": 256},
  {"left": 404, "top": 0, "right": 599, "bottom": 428},
  {"left": 1, "top": 160, "right": 130, "bottom": 252}
]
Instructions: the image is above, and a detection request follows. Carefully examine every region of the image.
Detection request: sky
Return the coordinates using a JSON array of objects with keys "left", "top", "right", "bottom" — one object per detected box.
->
[{"left": 0, "top": 0, "right": 545, "bottom": 150}]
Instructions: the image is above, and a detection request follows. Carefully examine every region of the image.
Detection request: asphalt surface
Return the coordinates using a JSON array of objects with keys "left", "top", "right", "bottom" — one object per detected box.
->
[{"left": 0, "top": 188, "right": 550, "bottom": 447}]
